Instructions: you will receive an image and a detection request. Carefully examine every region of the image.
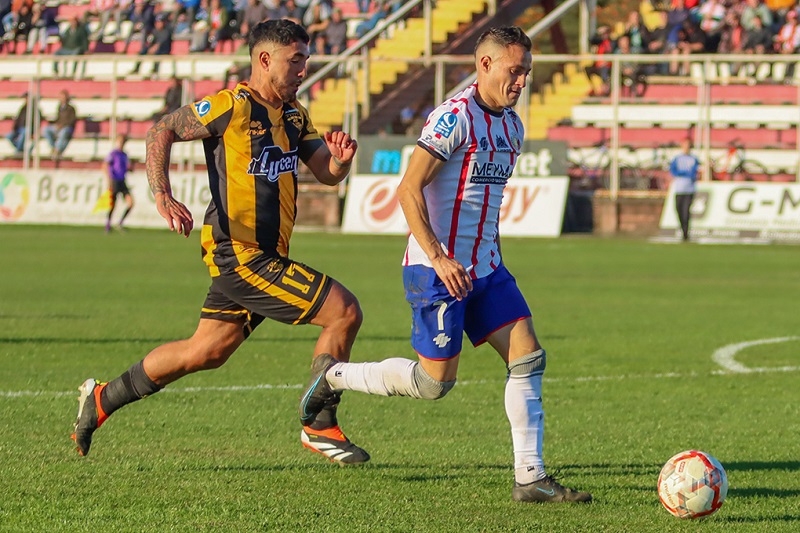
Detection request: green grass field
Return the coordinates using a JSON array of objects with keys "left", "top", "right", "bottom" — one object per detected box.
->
[{"left": 1, "top": 225, "right": 798, "bottom": 532}]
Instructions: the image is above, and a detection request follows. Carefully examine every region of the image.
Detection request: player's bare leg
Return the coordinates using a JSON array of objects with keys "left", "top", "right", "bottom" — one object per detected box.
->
[
  {"left": 72, "top": 319, "right": 244, "bottom": 456},
  {"left": 487, "top": 318, "right": 591, "bottom": 503}
]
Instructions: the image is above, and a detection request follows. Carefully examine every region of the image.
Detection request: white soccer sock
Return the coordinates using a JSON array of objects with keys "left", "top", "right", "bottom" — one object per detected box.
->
[
  {"left": 505, "top": 372, "right": 546, "bottom": 485},
  {"left": 326, "top": 358, "right": 418, "bottom": 396}
]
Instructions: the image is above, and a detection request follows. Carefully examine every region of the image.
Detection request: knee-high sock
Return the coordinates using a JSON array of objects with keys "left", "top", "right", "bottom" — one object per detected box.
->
[
  {"left": 505, "top": 371, "right": 545, "bottom": 484},
  {"left": 326, "top": 358, "right": 417, "bottom": 396}
]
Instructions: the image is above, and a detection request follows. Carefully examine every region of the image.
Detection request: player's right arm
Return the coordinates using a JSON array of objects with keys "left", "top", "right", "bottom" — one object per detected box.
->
[
  {"left": 397, "top": 146, "right": 473, "bottom": 301},
  {"left": 145, "top": 105, "right": 212, "bottom": 237}
]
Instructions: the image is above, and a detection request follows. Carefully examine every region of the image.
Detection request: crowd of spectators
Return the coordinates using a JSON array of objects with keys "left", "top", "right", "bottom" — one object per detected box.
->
[
  {"left": 0, "top": 0, "right": 400, "bottom": 63},
  {"left": 587, "top": 0, "right": 800, "bottom": 96}
]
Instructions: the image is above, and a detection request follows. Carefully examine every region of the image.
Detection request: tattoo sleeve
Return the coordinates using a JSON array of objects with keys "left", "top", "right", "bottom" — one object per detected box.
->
[{"left": 145, "top": 106, "right": 212, "bottom": 196}]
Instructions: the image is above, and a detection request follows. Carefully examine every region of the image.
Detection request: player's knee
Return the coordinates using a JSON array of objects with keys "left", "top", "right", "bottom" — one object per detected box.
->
[
  {"left": 507, "top": 349, "right": 547, "bottom": 377},
  {"left": 333, "top": 285, "right": 363, "bottom": 332},
  {"left": 413, "top": 363, "right": 456, "bottom": 400}
]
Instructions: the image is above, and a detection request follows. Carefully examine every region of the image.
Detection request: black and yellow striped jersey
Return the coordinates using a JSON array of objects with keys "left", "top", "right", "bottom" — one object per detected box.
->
[{"left": 191, "top": 82, "right": 322, "bottom": 275}]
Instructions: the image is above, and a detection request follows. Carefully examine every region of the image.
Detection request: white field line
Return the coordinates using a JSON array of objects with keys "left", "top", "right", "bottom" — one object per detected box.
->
[
  {"left": 711, "top": 336, "right": 800, "bottom": 374},
  {"left": 2, "top": 337, "right": 797, "bottom": 399}
]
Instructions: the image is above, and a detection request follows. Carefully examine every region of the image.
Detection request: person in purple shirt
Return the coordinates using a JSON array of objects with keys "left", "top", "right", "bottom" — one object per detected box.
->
[{"left": 104, "top": 134, "right": 134, "bottom": 233}]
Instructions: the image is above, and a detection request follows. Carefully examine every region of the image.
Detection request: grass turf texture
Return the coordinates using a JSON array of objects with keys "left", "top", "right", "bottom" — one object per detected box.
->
[{"left": 1, "top": 225, "right": 798, "bottom": 532}]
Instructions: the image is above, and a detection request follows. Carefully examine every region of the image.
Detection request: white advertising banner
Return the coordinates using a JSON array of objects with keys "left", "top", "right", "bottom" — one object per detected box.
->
[
  {"left": 342, "top": 174, "right": 569, "bottom": 237},
  {"left": 659, "top": 181, "right": 800, "bottom": 243},
  {"left": 0, "top": 170, "right": 211, "bottom": 228}
]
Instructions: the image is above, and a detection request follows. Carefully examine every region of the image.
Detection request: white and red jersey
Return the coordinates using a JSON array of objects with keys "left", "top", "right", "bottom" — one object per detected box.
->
[{"left": 402, "top": 84, "right": 524, "bottom": 280}]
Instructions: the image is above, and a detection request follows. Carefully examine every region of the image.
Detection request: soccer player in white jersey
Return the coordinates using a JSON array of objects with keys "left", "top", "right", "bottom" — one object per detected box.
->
[{"left": 300, "top": 26, "right": 591, "bottom": 503}]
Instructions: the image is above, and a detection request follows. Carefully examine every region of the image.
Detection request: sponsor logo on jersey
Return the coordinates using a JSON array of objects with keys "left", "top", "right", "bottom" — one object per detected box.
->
[
  {"left": 248, "top": 120, "right": 266, "bottom": 136},
  {"left": 479, "top": 137, "right": 489, "bottom": 151},
  {"left": 470, "top": 160, "right": 514, "bottom": 184},
  {"left": 433, "top": 111, "right": 457, "bottom": 138},
  {"left": 248, "top": 146, "right": 299, "bottom": 182},
  {"left": 194, "top": 100, "right": 211, "bottom": 117},
  {"left": 495, "top": 135, "right": 509, "bottom": 151}
]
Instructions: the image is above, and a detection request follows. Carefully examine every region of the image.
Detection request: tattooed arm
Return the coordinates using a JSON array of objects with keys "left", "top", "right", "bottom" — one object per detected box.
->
[{"left": 145, "top": 106, "right": 212, "bottom": 237}]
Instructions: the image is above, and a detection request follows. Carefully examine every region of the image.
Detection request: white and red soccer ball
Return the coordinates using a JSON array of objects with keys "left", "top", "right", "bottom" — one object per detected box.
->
[{"left": 657, "top": 450, "right": 728, "bottom": 519}]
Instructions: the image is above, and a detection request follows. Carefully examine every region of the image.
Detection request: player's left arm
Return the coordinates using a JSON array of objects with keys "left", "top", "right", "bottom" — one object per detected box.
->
[{"left": 303, "top": 131, "right": 357, "bottom": 186}]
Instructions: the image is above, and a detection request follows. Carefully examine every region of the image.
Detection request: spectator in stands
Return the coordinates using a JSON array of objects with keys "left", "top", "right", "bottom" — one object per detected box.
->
[
  {"left": 25, "top": 3, "right": 59, "bottom": 54},
  {"left": 669, "top": 137, "right": 700, "bottom": 242},
  {"left": 0, "top": 0, "right": 10, "bottom": 33},
  {"left": 130, "top": 13, "right": 173, "bottom": 77},
  {"left": 87, "top": 0, "right": 121, "bottom": 44},
  {"left": 220, "top": 40, "right": 251, "bottom": 90},
  {"left": 616, "top": 34, "right": 647, "bottom": 97},
  {"left": 275, "top": 0, "right": 305, "bottom": 25},
  {"left": 640, "top": 10, "right": 675, "bottom": 76},
  {"left": 718, "top": 11, "right": 746, "bottom": 54},
  {"left": 306, "top": 2, "right": 331, "bottom": 54},
  {"left": 209, "top": 0, "right": 239, "bottom": 52},
  {"left": 43, "top": 89, "right": 77, "bottom": 162},
  {"left": 6, "top": 92, "right": 39, "bottom": 155},
  {"left": 665, "top": 0, "right": 691, "bottom": 51},
  {"left": 584, "top": 25, "right": 613, "bottom": 96},
  {"left": 743, "top": 11, "right": 773, "bottom": 53},
  {"left": 698, "top": 0, "right": 727, "bottom": 51},
  {"left": 240, "top": 0, "right": 270, "bottom": 40},
  {"left": 741, "top": 0, "right": 773, "bottom": 32},
  {"left": 670, "top": 20, "right": 705, "bottom": 75},
  {"left": 355, "top": 0, "right": 396, "bottom": 39},
  {"left": 2, "top": 2, "right": 33, "bottom": 54},
  {"left": 150, "top": 76, "right": 184, "bottom": 122},
  {"left": 324, "top": 7, "right": 348, "bottom": 55},
  {"left": 123, "top": 0, "right": 156, "bottom": 54},
  {"left": 53, "top": 15, "right": 91, "bottom": 80},
  {"left": 104, "top": 134, "right": 134, "bottom": 233},
  {"left": 774, "top": 8, "right": 800, "bottom": 54},
  {"left": 176, "top": 0, "right": 201, "bottom": 28},
  {"left": 304, "top": 0, "right": 333, "bottom": 27},
  {"left": 623, "top": 10, "right": 646, "bottom": 54}
]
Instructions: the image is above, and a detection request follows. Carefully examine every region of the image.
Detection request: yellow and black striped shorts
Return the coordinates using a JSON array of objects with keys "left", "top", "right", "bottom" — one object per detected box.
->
[{"left": 200, "top": 254, "right": 332, "bottom": 335}]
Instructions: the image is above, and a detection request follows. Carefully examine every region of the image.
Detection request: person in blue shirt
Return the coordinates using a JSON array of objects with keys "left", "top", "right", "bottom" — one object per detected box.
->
[{"left": 669, "top": 138, "right": 701, "bottom": 241}]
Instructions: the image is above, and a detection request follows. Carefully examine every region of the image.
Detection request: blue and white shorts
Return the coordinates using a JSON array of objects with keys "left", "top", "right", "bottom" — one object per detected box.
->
[{"left": 403, "top": 264, "right": 531, "bottom": 360}]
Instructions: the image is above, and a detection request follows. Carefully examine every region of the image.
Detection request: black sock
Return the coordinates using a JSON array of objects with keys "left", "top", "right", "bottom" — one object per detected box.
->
[
  {"left": 309, "top": 394, "right": 340, "bottom": 430},
  {"left": 119, "top": 206, "right": 132, "bottom": 226},
  {"left": 100, "top": 360, "right": 162, "bottom": 416}
]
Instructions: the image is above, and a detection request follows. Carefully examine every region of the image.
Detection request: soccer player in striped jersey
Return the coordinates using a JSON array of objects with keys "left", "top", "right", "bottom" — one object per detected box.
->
[
  {"left": 300, "top": 26, "right": 592, "bottom": 502},
  {"left": 72, "top": 19, "right": 369, "bottom": 465}
]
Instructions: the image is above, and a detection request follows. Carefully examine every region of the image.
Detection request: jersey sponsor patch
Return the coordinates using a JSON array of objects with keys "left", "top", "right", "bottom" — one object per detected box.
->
[
  {"left": 194, "top": 100, "right": 211, "bottom": 117},
  {"left": 248, "top": 146, "right": 299, "bottom": 182},
  {"left": 433, "top": 111, "right": 457, "bottom": 138},
  {"left": 470, "top": 160, "right": 513, "bottom": 184}
]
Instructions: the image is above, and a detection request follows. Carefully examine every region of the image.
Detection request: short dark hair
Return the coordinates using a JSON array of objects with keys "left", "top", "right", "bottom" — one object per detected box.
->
[
  {"left": 248, "top": 19, "right": 310, "bottom": 56},
  {"left": 475, "top": 26, "right": 532, "bottom": 54}
]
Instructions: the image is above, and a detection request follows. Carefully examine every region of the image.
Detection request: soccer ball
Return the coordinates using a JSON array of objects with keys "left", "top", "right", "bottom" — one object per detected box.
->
[{"left": 657, "top": 450, "right": 728, "bottom": 519}]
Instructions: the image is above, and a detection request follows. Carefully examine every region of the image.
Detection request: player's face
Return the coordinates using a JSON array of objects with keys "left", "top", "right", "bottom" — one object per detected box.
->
[
  {"left": 267, "top": 41, "right": 310, "bottom": 102},
  {"left": 487, "top": 44, "right": 531, "bottom": 109}
]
